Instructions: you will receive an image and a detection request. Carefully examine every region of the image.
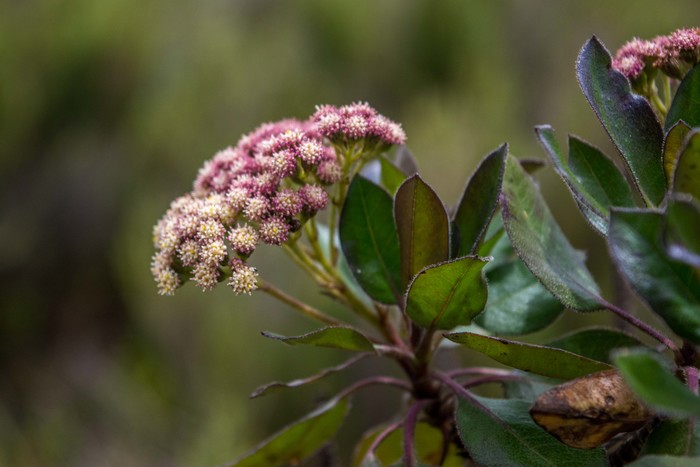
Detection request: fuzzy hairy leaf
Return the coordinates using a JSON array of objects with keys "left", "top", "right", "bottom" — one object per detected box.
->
[
  {"left": 663, "top": 121, "right": 692, "bottom": 189},
  {"left": 629, "top": 455, "right": 700, "bottom": 466},
  {"left": 262, "top": 327, "right": 375, "bottom": 353},
  {"left": 642, "top": 418, "right": 700, "bottom": 457},
  {"left": 379, "top": 156, "right": 408, "bottom": 195},
  {"left": 665, "top": 195, "right": 700, "bottom": 268},
  {"left": 340, "top": 176, "right": 402, "bottom": 303},
  {"left": 666, "top": 62, "right": 700, "bottom": 132},
  {"left": 576, "top": 36, "right": 665, "bottom": 206},
  {"left": 672, "top": 129, "right": 700, "bottom": 200},
  {"left": 445, "top": 332, "right": 610, "bottom": 380},
  {"left": 500, "top": 154, "right": 603, "bottom": 311},
  {"left": 546, "top": 327, "right": 643, "bottom": 364},
  {"left": 608, "top": 208, "right": 700, "bottom": 344}
]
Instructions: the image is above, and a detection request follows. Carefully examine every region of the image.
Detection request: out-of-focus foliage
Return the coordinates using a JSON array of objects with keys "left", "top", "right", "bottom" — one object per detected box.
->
[{"left": 0, "top": 0, "right": 697, "bottom": 465}]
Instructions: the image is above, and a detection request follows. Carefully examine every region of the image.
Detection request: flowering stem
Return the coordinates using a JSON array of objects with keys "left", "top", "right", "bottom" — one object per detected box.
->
[
  {"left": 601, "top": 300, "right": 681, "bottom": 359},
  {"left": 685, "top": 366, "right": 699, "bottom": 395},
  {"left": 258, "top": 281, "right": 344, "bottom": 326}
]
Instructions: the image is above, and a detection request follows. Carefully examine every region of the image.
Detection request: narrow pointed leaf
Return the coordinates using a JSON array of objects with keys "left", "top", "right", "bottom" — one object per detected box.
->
[
  {"left": 453, "top": 144, "right": 508, "bottom": 256},
  {"left": 262, "top": 327, "right": 376, "bottom": 353},
  {"left": 379, "top": 156, "right": 408, "bottom": 195},
  {"left": 673, "top": 129, "right": 700, "bottom": 200},
  {"left": 456, "top": 394, "right": 607, "bottom": 466},
  {"left": 230, "top": 399, "right": 349, "bottom": 467},
  {"left": 250, "top": 354, "right": 369, "bottom": 399},
  {"left": 476, "top": 258, "right": 563, "bottom": 336},
  {"left": 547, "top": 327, "right": 644, "bottom": 364},
  {"left": 405, "top": 256, "right": 489, "bottom": 330},
  {"left": 663, "top": 121, "right": 692, "bottom": 189},
  {"left": 614, "top": 348, "right": 700, "bottom": 417},
  {"left": 500, "top": 154, "right": 603, "bottom": 311},
  {"left": 340, "top": 176, "right": 402, "bottom": 303},
  {"left": 536, "top": 125, "right": 635, "bottom": 235},
  {"left": 608, "top": 208, "right": 700, "bottom": 343},
  {"left": 394, "top": 175, "right": 450, "bottom": 288},
  {"left": 642, "top": 418, "right": 700, "bottom": 457},
  {"left": 392, "top": 145, "right": 419, "bottom": 176},
  {"left": 666, "top": 62, "right": 700, "bottom": 132},
  {"left": 576, "top": 36, "right": 665, "bottom": 205},
  {"left": 665, "top": 195, "right": 700, "bottom": 268},
  {"left": 445, "top": 332, "right": 611, "bottom": 380},
  {"left": 629, "top": 455, "right": 700, "bottom": 466}
]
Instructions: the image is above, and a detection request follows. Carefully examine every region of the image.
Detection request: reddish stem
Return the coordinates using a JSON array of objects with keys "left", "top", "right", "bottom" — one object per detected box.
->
[
  {"left": 404, "top": 400, "right": 430, "bottom": 467},
  {"left": 685, "top": 366, "right": 699, "bottom": 395}
]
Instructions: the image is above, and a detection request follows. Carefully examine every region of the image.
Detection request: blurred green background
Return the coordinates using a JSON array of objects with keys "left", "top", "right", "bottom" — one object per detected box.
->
[{"left": 1, "top": 1, "right": 697, "bottom": 465}]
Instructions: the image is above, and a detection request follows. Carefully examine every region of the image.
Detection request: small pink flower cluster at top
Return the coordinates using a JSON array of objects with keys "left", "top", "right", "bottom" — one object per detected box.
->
[
  {"left": 612, "top": 27, "right": 700, "bottom": 81},
  {"left": 151, "top": 103, "right": 405, "bottom": 296}
]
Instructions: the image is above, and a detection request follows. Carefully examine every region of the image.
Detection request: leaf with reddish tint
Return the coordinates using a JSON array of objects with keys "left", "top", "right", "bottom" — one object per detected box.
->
[
  {"left": 576, "top": 36, "right": 665, "bottom": 205},
  {"left": 262, "top": 327, "right": 376, "bottom": 353},
  {"left": 672, "top": 129, "right": 700, "bottom": 200},
  {"left": 394, "top": 175, "right": 450, "bottom": 288}
]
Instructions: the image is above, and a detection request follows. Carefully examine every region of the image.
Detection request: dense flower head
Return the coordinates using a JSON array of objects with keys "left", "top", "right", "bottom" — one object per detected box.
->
[
  {"left": 612, "top": 27, "right": 700, "bottom": 80},
  {"left": 312, "top": 102, "right": 406, "bottom": 147},
  {"left": 152, "top": 102, "right": 407, "bottom": 296}
]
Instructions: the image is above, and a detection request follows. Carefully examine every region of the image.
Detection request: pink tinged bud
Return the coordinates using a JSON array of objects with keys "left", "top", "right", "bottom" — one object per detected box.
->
[
  {"left": 316, "top": 160, "right": 343, "bottom": 184},
  {"left": 258, "top": 216, "right": 291, "bottom": 245},
  {"left": 201, "top": 239, "right": 227, "bottom": 265},
  {"left": 155, "top": 266, "right": 180, "bottom": 296},
  {"left": 228, "top": 263, "right": 259, "bottom": 295},
  {"left": 300, "top": 184, "right": 329, "bottom": 213},
  {"left": 198, "top": 218, "right": 225, "bottom": 242},
  {"left": 670, "top": 28, "right": 700, "bottom": 51},
  {"left": 192, "top": 263, "right": 219, "bottom": 291},
  {"left": 226, "top": 187, "right": 249, "bottom": 212},
  {"left": 298, "top": 140, "right": 324, "bottom": 165},
  {"left": 273, "top": 188, "right": 303, "bottom": 217},
  {"left": 252, "top": 172, "right": 280, "bottom": 195},
  {"left": 178, "top": 239, "right": 199, "bottom": 267},
  {"left": 345, "top": 115, "right": 368, "bottom": 139},
  {"left": 612, "top": 55, "right": 645, "bottom": 80},
  {"left": 228, "top": 224, "right": 259, "bottom": 255},
  {"left": 243, "top": 196, "right": 270, "bottom": 222}
]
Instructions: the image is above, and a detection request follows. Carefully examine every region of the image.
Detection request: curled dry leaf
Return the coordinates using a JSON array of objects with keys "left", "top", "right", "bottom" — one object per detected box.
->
[{"left": 529, "top": 369, "right": 654, "bottom": 449}]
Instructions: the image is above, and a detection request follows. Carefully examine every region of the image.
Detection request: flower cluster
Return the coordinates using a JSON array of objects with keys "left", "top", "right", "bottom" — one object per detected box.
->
[
  {"left": 312, "top": 102, "right": 406, "bottom": 148},
  {"left": 612, "top": 27, "right": 700, "bottom": 80},
  {"left": 151, "top": 104, "right": 405, "bottom": 296}
]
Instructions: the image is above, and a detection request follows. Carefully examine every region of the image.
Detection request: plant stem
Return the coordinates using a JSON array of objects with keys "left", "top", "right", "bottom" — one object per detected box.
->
[
  {"left": 685, "top": 366, "right": 699, "bottom": 395},
  {"left": 258, "top": 281, "right": 343, "bottom": 326},
  {"left": 404, "top": 400, "right": 430, "bottom": 467},
  {"left": 367, "top": 422, "right": 402, "bottom": 459},
  {"left": 601, "top": 300, "right": 681, "bottom": 359},
  {"left": 332, "top": 376, "right": 412, "bottom": 402}
]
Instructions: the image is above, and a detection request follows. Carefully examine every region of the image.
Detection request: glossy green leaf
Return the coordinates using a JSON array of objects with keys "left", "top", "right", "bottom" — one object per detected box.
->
[
  {"left": 666, "top": 62, "right": 700, "bottom": 132},
  {"left": 642, "top": 418, "right": 700, "bottom": 457},
  {"left": 503, "top": 374, "right": 556, "bottom": 402},
  {"left": 453, "top": 144, "right": 508, "bottom": 256},
  {"left": 394, "top": 175, "right": 450, "bottom": 288},
  {"left": 576, "top": 36, "right": 665, "bottom": 206},
  {"left": 673, "top": 129, "right": 700, "bottom": 200},
  {"left": 352, "top": 423, "right": 463, "bottom": 467},
  {"left": 406, "top": 256, "right": 489, "bottom": 330},
  {"left": 629, "top": 455, "right": 700, "bottom": 467},
  {"left": 379, "top": 156, "right": 408, "bottom": 195},
  {"left": 546, "top": 327, "right": 644, "bottom": 364},
  {"left": 230, "top": 399, "right": 349, "bottom": 467},
  {"left": 262, "top": 327, "right": 376, "bottom": 353},
  {"left": 456, "top": 394, "right": 607, "bottom": 466},
  {"left": 614, "top": 348, "right": 700, "bottom": 417},
  {"left": 476, "top": 258, "right": 563, "bottom": 336},
  {"left": 250, "top": 354, "right": 368, "bottom": 399},
  {"left": 665, "top": 195, "right": 700, "bottom": 268},
  {"left": 536, "top": 125, "right": 635, "bottom": 236},
  {"left": 663, "top": 121, "right": 692, "bottom": 189},
  {"left": 445, "top": 332, "right": 611, "bottom": 380},
  {"left": 340, "top": 176, "right": 402, "bottom": 303},
  {"left": 500, "top": 154, "right": 603, "bottom": 311},
  {"left": 608, "top": 208, "right": 700, "bottom": 343}
]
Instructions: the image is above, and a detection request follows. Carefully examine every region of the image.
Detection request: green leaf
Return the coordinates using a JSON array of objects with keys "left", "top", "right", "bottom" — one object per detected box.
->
[
  {"left": 546, "top": 327, "right": 644, "bottom": 364},
  {"left": 392, "top": 145, "right": 419, "bottom": 176},
  {"left": 230, "top": 399, "right": 349, "bottom": 467},
  {"left": 262, "top": 327, "right": 376, "bottom": 353},
  {"left": 642, "top": 418, "right": 700, "bottom": 457},
  {"left": 445, "top": 332, "right": 611, "bottom": 380},
  {"left": 340, "top": 176, "right": 402, "bottom": 303},
  {"left": 406, "top": 256, "right": 489, "bottom": 330},
  {"left": 394, "top": 175, "right": 450, "bottom": 288},
  {"left": 500, "top": 154, "right": 603, "bottom": 311},
  {"left": 666, "top": 62, "right": 700, "bottom": 132},
  {"left": 665, "top": 195, "right": 700, "bottom": 268},
  {"left": 535, "top": 125, "right": 635, "bottom": 236},
  {"left": 250, "top": 354, "right": 368, "bottom": 399},
  {"left": 453, "top": 144, "right": 508, "bottom": 256},
  {"left": 576, "top": 36, "right": 665, "bottom": 206},
  {"left": 379, "top": 156, "right": 408, "bottom": 195},
  {"left": 628, "top": 455, "right": 700, "bottom": 467},
  {"left": 614, "top": 348, "right": 700, "bottom": 417},
  {"left": 456, "top": 394, "right": 607, "bottom": 467},
  {"left": 663, "top": 121, "right": 692, "bottom": 189},
  {"left": 672, "top": 129, "right": 700, "bottom": 200},
  {"left": 476, "top": 258, "right": 563, "bottom": 336},
  {"left": 608, "top": 208, "right": 700, "bottom": 343}
]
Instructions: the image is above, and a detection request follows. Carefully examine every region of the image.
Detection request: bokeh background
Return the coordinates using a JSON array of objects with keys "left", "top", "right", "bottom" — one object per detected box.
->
[{"left": 1, "top": 1, "right": 697, "bottom": 465}]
